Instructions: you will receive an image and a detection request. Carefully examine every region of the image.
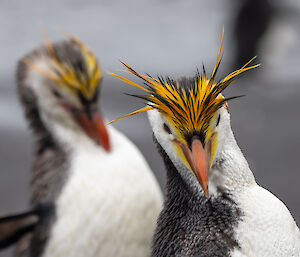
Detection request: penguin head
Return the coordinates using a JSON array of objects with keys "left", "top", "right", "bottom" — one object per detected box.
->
[
  {"left": 109, "top": 31, "right": 258, "bottom": 195},
  {"left": 18, "top": 33, "right": 110, "bottom": 151}
]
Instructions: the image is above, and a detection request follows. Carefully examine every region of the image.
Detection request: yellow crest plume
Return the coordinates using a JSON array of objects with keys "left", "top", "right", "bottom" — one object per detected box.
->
[
  {"left": 109, "top": 30, "right": 259, "bottom": 137},
  {"left": 23, "top": 30, "right": 101, "bottom": 100}
]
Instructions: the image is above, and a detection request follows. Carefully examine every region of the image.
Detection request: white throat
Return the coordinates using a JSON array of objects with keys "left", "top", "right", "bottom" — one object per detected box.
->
[
  {"left": 45, "top": 115, "right": 106, "bottom": 155},
  {"left": 208, "top": 128, "right": 256, "bottom": 196},
  {"left": 51, "top": 116, "right": 86, "bottom": 144}
]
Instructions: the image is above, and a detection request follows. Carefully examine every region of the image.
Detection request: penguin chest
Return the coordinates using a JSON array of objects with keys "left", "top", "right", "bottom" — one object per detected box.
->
[
  {"left": 231, "top": 185, "right": 300, "bottom": 257},
  {"left": 42, "top": 145, "right": 161, "bottom": 257}
]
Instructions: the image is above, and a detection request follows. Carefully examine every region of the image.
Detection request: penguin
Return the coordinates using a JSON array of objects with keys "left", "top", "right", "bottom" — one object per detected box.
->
[
  {"left": 110, "top": 31, "right": 300, "bottom": 257},
  {"left": 14, "top": 33, "right": 162, "bottom": 257}
]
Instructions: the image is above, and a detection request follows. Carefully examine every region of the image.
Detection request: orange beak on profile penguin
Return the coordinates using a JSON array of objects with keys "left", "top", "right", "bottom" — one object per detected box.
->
[
  {"left": 75, "top": 110, "right": 110, "bottom": 152},
  {"left": 108, "top": 30, "right": 259, "bottom": 195},
  {"left": 23, "top": 31, "right": 111, "bottom": 152}
]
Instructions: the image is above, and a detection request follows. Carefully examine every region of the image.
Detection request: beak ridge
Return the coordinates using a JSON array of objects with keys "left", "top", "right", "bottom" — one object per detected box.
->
[
  {"left": 191, "top": 138, "right": 209, "bottom": 196},
  {"left": 177, "top": 136, "right": 212, "bottom": 196}
]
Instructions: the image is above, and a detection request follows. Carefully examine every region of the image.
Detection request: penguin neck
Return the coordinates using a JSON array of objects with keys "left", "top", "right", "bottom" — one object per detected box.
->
[
  {"left": 20, "top": 92, "right": 58, "bottom": 154},
  {"left": 152, "top": 138, "right": 243, "bottom": 257},
  {"left": 208, "top": 128, "right": 256, "bottom": 196},
  {"left": 45, "top": 117, "right": 95, "bottom": 153},
  {"left": 27, "top": 101, "right": 99, "bottom": 156},
  {"left": 19, "top": 93, "right": 73, "bottom": 206}
]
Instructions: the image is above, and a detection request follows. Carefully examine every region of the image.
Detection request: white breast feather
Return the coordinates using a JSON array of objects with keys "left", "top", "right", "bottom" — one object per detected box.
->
[
  {"left": 42, "top": 126, "right": 163, "bottom": 257},
  {"left": 231, "top": 185, "right": 300, "bottom": 257}
]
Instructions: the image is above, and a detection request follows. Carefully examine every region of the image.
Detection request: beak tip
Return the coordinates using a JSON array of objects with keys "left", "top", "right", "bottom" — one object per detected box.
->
[
  {"left": 203, "top": 186, "right": 209, "bottom": 197},
  {"left": 103, "top": 141, "right": 111, "bottom": 152}
]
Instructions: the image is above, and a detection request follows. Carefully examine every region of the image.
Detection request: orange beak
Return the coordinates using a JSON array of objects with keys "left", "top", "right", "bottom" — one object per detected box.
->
[
  {"left": 176, "top": 136, "right": 212, "bottom": 196},
  {"left": 76, "top": 112, "right": 111, "bottom": 152}
]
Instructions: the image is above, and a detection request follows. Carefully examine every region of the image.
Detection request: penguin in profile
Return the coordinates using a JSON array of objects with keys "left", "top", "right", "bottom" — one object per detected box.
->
[{"left": 9, "top": 33, "right": 162, "bottom": 257}]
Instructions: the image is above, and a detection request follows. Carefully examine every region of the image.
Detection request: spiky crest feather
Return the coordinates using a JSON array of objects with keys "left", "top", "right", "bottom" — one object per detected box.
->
[
  {"left": 109, "top": 30, "right": 259, "bottom": 139},
  {"left": 23, "top": 31, "right": 101, "bottom": 100}
]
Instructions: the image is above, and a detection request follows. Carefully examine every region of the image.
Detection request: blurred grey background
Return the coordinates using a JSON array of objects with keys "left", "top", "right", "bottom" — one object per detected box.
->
[{"left": 0, "top": 0, "right": 300, "bottom": 256}]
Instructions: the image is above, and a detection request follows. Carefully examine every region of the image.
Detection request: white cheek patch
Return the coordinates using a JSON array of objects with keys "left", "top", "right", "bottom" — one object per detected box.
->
[
  {"left": 213, "top": 108, "right": 231, "bottom": 159},
  {"left": 167, "top": 134, "right": 175, "bottom": 141},
  {"left": 147, "top": 109, "right": 202, "bottom": 192},
  {"left": 26, "top": 59, "right": 82, "bottom": 109},
  {"left": 26, "top": 60, "right": 80, "bottom": 131},
  {"left": 28, "top": 63, "right": 57, "bottom": 110}
]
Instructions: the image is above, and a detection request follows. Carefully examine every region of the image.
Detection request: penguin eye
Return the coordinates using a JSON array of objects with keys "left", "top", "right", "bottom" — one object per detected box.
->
[
  {"left": 52, "top": 89, "right": 62, "bottom": 99},
  {"left": 163, "top": 123, "right": 172, "bottom": 134},
  {"left": 216, "top": 114, "right": 221, "bottom": 127}
]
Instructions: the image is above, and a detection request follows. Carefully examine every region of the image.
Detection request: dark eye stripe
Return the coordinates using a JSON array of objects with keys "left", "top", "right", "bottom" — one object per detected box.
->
[
  {"left": 163, "top": 123, "right": 172, "bottom": 134},
  {"left": 216, "top": 114, "right": 221, "bottom": 126}
]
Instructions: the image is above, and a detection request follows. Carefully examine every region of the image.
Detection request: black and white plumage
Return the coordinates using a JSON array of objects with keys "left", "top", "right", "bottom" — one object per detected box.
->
[
  {"left": 148, "top": 107, "right": 300, "bottom": 257},
  {"left": 150, "top": 139, "right": 241, "bottom": 257},
  {"left": 14, "top": 36, "right": 162, "bottom": 257},
  {"left": 111, "top": 33, "right": 300, "bottom": 257}
]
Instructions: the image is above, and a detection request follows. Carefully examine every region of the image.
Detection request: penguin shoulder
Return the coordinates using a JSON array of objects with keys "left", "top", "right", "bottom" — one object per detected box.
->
[{"left": 233, "top": 185, "right": 300, "bottom": 257}]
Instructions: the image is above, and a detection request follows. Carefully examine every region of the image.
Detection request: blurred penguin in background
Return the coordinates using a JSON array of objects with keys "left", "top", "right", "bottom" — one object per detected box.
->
[{"left": 4, "top": 33, "right": 162, "bottom": 257}]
